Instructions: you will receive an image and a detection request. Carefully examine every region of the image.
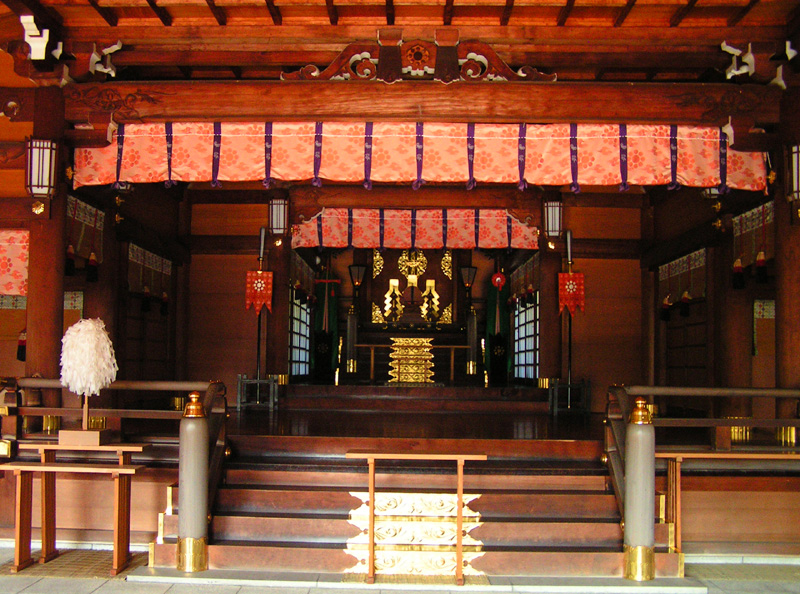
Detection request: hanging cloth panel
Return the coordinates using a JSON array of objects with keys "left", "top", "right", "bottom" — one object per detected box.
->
[
  {"left": 293, "top": 208, "right": 538, "bottom": 250},
  {"left": 733, "top": 201, "right": 774, "bottom": 268},
  {"left": 66, "top": 195, "right": 105, "bottom": 263},
  {"left": 74, "top": 122, "right": 768, "bottom": 192},
  {"left": 0, "top": 230, "right": 29, "bottom": 296},
  {"left": 657, "top": 249, "right": 707, "bottom": 300}
]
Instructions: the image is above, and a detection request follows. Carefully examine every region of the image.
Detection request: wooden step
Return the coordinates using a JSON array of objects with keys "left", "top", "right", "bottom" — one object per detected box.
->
[
  {"left": 151, "top": 542, "right": 683, "bottom": 578},
  {"left": 282, "top": 396, "right": 547, "bottom": 413},
  {"left": 287, "top": 384, "right": 548, "bottom": 402}
]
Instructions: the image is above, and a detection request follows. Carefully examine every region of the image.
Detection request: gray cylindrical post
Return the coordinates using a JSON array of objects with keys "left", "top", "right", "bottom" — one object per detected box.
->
[
  {"left": 467, "top": 308, "right": 478, "bottom": 374},
  {"left": 623, "top": 396, "right": 655, "bottom": 581},
  {"left": 346, "top": 307, "right": 358, "bottom": 373},
  {"left": 177, "top": 391, "right": 209, "bottom": 572}
]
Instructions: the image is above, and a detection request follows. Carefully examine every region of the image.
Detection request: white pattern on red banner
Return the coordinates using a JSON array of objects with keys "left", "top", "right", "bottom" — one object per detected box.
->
[
  {"left": 246, "top": 270, "right": 273, "bottom": 313},
  {"left": 558, "top": 272, "right": 585, "bottom": 315}
]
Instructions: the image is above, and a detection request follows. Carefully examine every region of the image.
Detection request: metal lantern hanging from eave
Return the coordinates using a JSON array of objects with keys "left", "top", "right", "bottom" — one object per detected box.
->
[
  {"left": 269, "top": 197, "right": 289, "bottom": 235},
  {"left": 543, "top": 199, "right": 563, "bottom": 239},
  {"left": 26, "top": 138, "right": 58, "bottom": 205}
]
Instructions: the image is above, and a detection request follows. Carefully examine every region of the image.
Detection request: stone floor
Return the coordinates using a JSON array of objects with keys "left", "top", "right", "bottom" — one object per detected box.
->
[{"left": 0, "top": 547, "right": 798, "bottom": 594}]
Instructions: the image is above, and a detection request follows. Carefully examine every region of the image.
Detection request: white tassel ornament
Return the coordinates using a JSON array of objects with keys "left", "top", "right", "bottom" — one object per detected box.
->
[{"left": 60, "top": 318, "right": 118, "bottom": 398}]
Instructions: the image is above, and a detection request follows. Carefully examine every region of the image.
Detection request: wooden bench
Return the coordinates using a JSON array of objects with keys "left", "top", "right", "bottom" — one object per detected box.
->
[
  {"left": 345, "top": 451, "right": 487, "bottom": 586},
  {"left": 1, "top": 443, "right": 148, "bottom": 576}
]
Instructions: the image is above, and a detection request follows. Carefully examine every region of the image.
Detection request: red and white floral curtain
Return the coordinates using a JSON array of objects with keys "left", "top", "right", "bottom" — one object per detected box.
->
[
  {"left": 291, "top": 208, "right": 539, "bottom": 250},
  {"left": 0, "top": 230, "right": 29, "bottom": 296},
  {"left": 74, "top": 122, "right": 767, "bottom": 192}
]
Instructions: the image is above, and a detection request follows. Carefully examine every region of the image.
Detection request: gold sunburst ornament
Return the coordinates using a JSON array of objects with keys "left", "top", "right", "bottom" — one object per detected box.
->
[{"left": 398, "top": 249, "right": 427, "bottom": 279}]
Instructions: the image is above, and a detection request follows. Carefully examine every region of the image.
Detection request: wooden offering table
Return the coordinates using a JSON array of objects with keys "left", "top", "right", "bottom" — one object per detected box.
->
[
  {"left": 346, "top": 451, "right": 487, "bottom": 586},
  {"left": 2, "top": 442, "right": 147, "bottom": 575}
]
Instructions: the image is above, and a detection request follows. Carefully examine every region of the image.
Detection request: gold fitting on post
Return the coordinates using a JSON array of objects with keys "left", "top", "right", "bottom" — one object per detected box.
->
[
  {"left": 176, "top": 536, "right": 208, "bottom": 572},
  {"left": 0, "top": 439, "right": 13, "bottom": 458},
  {"left": 629, "top": 396, "right": 652, "bottom": 425},
  {"left": 183, "top": 392, "right": 205, "bottom": 418},
  {"left": 623, "top": 544, "right": 655, "bottom": 581},
  {"left": 467, "top": 361, "right": 477, "bottom": 375}
]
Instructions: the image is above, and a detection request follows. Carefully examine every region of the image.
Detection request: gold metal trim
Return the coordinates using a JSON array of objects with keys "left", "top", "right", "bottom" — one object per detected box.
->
[
  {"left": 182, "top": 391, "right": 205, "bottom": 418},
  {"left": 668, "top": 521, "right": 675, "bottom": 551},
  {"left": 42, "top": 415, "right": 60, "bottom": 433},
  {"left": 629, "top": 396, "right": 652, "bottom": 425},
  {"left": 437, "top": 303, "right": 452, "bottom": 325},
  {"left": 176, "top": 536, "right": 208, "bottom": 572},
  {"left": 347, "top": 359, "right": 357, "bottom": 373},
  {"left": 157, "top": 512, "right": 165, "bottom": 543},
  {"left": 0, "top": 439, "right": 12, "bottom": 458},
  {"left": 678, "top": 552, "right": 685, "bottom": 578},
  {"left": 148, "top": 542, "right": 155, "bottom": 568},
  {"left": 372, "top": 248, "right": 384, "bottom": 278},
  {"left": 87, "top": 416, "right": 107, "bottom": 430},
  {"left": 397, "top": 249, "right": 427, "bottom": 279},
  {"left": 466, "top": 361, "right": 477, "bottom": 375},
  {"left": 623, "top": 544, "right": 655, "bottom": 581},
  {"left": 275, "top": 374, "right": 289, "bottom": 385},
  {"left": 441, "top": 249, "right": 452, "bottom": 279}
]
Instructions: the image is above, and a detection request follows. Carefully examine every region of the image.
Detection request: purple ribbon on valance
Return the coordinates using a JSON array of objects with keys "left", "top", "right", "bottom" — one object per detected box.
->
[
  {"left": 619, "top": 124, "right": 629, "bottom": 192},
  {"left": 667, "top": 125, "right": 680, "bottom": 190},
  {"left": 263, "top": 122, "right": 273, "bottom": 189},
  {"left": 718, "top": 127, "right": 729, "bottom": 194},
  {"left": 210, "top": 122, "right": 222, "bottom": 188},
  {"left": 518, "top": 123, "right": 528, "bottom": 191},
  {"left": 569, "top": 123, "right": 580, "bottom": 194},
  {"left": 466, "top": 123, "right": 476, "bottom": 190},
  {"left": 379, "top": 209, "right": 385, "bottom": 249},
  {"left": 442, "top": 210, "right": 448, "bottom": 249},
  {"left": 474, "top": 208, "right": 480, "bottom": 247},
  {"left": 412, "top": 122, "right": 425, "bottom": 190},
  {"left": 347, "top": 208, "right": 353, "bottom": 247},
  {"left": 363, "top": 122, "right": 373, "bottom": 190},
  {"left": 410, "top": 209, "right": 417, "bottom": 249},
  {"left": 164, "top": 123, "right": 177, "bottom": 188},
  {"left": 312, "top": 121, "right": 323, "bottom": 188},
  {"left": 112, "top": 123, "right": 125, "bottom": 189}
]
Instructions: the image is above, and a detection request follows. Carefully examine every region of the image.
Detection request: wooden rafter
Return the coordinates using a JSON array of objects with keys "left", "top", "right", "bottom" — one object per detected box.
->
[
  {"left": 727, "top": 0, "right": 758, "bottom": 27},
  {"left": 265, "top": 0, "right": 282, "bottom": 25},
  {"left": 204, "top": 0, "right": 227, "bottom": 26},
  {"left": 557, "top": 0, "right": 575, "bottom": 26},
  {"left": 231, "top": 66, "right": 242, "bottom": 79},
  {"left": 2, "top": 0, "right": 62, "bottom": 35},
  {"left": 178, "top": 65, "right": 192, "bottom": 78},
  {"left": 443, "top": 0, "right": 454, "bottom": 26},
  {"left": 145, "top": 0, "right": 172, "bottom": 26},
  {"left": 500, "top": 0, "right": 514, "bottom": 27},
  {"left": 385, "top": 0, "right": 395, "bottom": 25},
  {"left": 670, "top": 0, "right": 698, "bottom": 27},
  {"left": 86, "top": 0, "right": 117, "bottom": 26},
  {"left": 614, "top": 0, "right": 636, "bottom": 27},
  {"left": 325, "top": 0, "right": 338, "bottom": 25}
]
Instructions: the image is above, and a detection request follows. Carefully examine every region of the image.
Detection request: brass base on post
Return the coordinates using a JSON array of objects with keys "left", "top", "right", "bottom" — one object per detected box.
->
[
  {"left": 176, "top": 536, "right": 208, "bottom": 572},
  {"left": 623, "top": 544, "right": 655, "bottom": 581}
]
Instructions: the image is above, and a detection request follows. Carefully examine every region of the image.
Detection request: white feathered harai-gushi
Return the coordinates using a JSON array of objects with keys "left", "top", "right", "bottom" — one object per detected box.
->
[{"left": 60, "top": 318, "right": 118, "bottom": 397}]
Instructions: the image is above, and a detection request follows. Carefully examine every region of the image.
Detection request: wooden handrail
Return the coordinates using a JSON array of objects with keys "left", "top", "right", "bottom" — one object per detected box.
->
[
  {"left": 206, "top": 393, "right": 228, "bottom": 520},
  {"left": 625, "top": 385, "right": 800, "bottom": 398}
]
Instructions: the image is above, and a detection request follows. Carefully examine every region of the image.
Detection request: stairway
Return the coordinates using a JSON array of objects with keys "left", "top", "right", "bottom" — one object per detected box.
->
[{"left": 151, "top": 435, "right": 682, "bottom": 579}]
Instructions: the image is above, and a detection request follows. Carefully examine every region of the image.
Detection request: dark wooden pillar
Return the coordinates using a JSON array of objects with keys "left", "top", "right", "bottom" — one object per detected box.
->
[
  {"left": 539, "top": 250, "right": 562, "bottom": 380},
  {"left": 25, "top": 88, "right": 65, "bottom": 408},
  {"left": 774, "top": 191, "right": 800, "bottom": 418},
  {"left": 264, "top": 240, "right": 290, "bottom": 380}
]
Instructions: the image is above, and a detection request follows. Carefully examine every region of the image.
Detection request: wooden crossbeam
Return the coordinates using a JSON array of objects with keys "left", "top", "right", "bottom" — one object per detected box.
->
[
  {"left": 325, "top": 0, "right": 338, "bottom": 25},
  {"left": 670, "top": 0, "right": 698, "bottom": 27},
  {"left": 145, "top": 0, "right": 172, "bottom": 26},
  {"left": 265, "top": 0, "right": 282, "bottom": 25},
  {"left": 443, "top": 0, "right": 454, "bottom": 26},
  {"left": 87, "top": 0, "right": 118, "bottom": 26},
  {"left": 205, "top": 0, "right": 227, "bottom": 25},
  {"left": 614, "top": 0, "right": 636, "bottom": 27},
  {"left": 500, "top": 0, "right": 514, "bottom": 26},
  {"left": 557, "top": 0, "right": 574, "bottom": 26},
  {"left": 727, "top": 0, "right": 758, "bottom": 27},
  {"left": 385, "top": 0, "right": 395, "bottom": 25}
]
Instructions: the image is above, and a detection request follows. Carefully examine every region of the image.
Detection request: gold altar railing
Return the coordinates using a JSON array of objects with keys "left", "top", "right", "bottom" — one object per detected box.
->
[{"left": 354, "top": 343, "right": 471, "bottom": 385}]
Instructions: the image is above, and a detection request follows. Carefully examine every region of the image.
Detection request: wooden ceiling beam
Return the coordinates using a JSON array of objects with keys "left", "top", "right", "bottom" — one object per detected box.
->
[
  {"left": 265, "top": 0, "right": 282, "bottom": 25},
  {"left": 204, "top": 0, "right": 227, "bottom": 25},
  {"left": 727, "top": 0, "right": 758, "bottom": 27},
  {"left": 557, "top": 0, "right": 574, "bottom": 26},
  {"left": 443, "top": 0, "right": 454, "bottom": 26},
  {"left": 64, "top": 80, "right": 781, "bottom": 134},
  {"left": 145, "top": 0, "right": 172, "bottom": 26},
  {"left": 614, "top": 0, "right": 636, "bottom": 27},
  {"left": 670, "top": 0, "right": 698, "bottom": 27},
  {"left": 325, "top": 0, "right": 338, "bottom": 25},
  {"left": 1, "top": 0, "right": 62, "bottom": 37},
  {"left": 86, "top": 0, "right": 118, "bottom": 26},
  {"left": 500, "top": 0, "right": 513, "bottom": 27},
  {"left": 386, "top": 0, "right": 395, "bottom": 25}
]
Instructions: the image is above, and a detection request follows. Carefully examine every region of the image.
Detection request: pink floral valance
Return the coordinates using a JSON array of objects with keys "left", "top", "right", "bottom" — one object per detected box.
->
[
  {"left": 73, "top": 122, "right": 767, "bottom": 192},
  {"left": 0, "top": 230, "right": 30, "bottom": 296},
  {"left": 292, "top": 208, "right": 538, "bottom": 250}
]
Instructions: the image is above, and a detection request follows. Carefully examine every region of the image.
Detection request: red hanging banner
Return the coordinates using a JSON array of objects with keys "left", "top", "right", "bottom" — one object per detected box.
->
[
  {"left": 558, "top": 272, "right": 585, "bottom": 315},
  {"left": 246, "top": 270, "right": 273, "bottom": 313}
]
